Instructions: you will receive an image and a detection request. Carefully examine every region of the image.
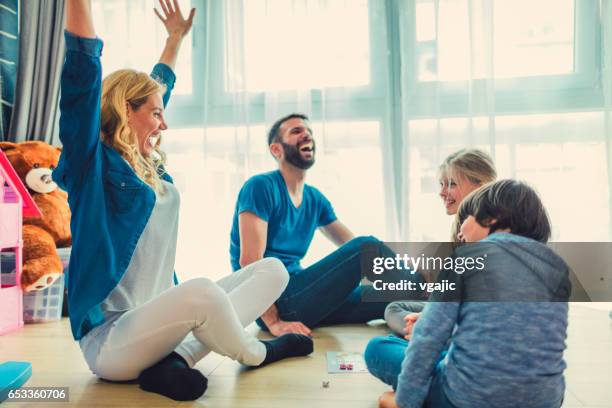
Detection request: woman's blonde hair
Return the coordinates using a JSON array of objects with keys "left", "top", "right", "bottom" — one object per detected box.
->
[
  {"left": 101, "top": 69, "right": 167, "bottom": 192},
  {"left": 442, "top": 149, "right": 497, "bottom": 242},
  {"left": 440, "top": 148, "right": 497, "bottom": 186}
]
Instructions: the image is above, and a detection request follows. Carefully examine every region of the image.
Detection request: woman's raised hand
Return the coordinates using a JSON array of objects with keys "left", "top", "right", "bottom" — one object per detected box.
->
[{"left": 154, "top": 0, "right": 196, "bottom": 40}]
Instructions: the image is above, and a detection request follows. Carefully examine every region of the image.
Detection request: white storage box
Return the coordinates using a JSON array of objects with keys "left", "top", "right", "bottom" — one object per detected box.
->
[{"left": 22, "top": 274, "right": 65, "bottom": 323}]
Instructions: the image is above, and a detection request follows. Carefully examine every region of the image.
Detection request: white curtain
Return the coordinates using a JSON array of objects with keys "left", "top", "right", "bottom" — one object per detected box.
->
[
  {"left": 399, "top": 0, "right": 611, "bottom": 243},
  {"left": 92, "top": 0, "right": 611, "bottom": 282},
  {"left": 603, "top": 0, "right": 612, "bottom": 241}
]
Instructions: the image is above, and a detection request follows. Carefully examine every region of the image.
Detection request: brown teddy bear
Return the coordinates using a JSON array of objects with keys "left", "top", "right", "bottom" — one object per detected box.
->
[{"left": 0, "top": 141, "right": 71, "bottom": 292}]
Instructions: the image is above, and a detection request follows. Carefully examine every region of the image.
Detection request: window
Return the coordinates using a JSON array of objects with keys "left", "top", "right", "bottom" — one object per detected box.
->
[
  {"left": 201, "top": 0, "right": 388, "bottom": 125},
  {"left": 227, "top": 0, "right": 371, "bottom": 92},
  {"left": 405, "top": 112, "right": 609, "bottom": 242},
  {"left": 415, "top": 0, "right": 575, "bottom": 82},
  {"left": 405, "top": 0, "right": 600, "bottom": 116}
]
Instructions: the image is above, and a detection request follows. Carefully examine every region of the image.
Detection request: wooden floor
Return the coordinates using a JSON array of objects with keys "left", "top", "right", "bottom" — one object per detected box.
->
[{"left": 1, "top": 304, "right": 611, "bottom": 407}]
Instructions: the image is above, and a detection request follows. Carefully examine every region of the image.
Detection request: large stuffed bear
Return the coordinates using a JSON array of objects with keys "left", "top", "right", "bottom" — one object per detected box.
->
[{"left": 0, "top": 141, "right": 71, "bottom": 292}]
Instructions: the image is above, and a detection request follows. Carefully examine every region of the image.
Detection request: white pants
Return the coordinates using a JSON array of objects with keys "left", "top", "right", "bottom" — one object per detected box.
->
[{"left": 86, "top": 258, "right": 288, "bottom": 381}]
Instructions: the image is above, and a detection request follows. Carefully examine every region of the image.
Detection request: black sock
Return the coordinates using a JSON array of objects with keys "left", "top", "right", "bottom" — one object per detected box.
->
[
  {"left": 257, "top": 334, "right": 314, "bottom": 367},
  {"left": 138, "top": 352, "right": 207, "bottom": 401}
]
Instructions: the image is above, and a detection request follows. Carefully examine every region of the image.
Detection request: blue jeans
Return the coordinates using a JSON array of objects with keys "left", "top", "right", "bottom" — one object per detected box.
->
[
  {"left": 364, "top": 335, "right": 454, "bottom": 407},
  {"left": 258, "top": 236, "right": 402, "bottom": 329},
  {"left": 364, "top": 335, "right": 408, "bottom": 390}
]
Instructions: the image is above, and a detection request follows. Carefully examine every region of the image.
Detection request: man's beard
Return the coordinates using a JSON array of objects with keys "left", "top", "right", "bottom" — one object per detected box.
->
[{"left": 281, "top": 140, "right": 316, "bottom": 170}]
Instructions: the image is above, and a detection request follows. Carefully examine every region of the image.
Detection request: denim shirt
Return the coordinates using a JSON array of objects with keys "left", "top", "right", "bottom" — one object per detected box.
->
[{"left": 52, "top": 31, "right": 176, "bottom": 340}]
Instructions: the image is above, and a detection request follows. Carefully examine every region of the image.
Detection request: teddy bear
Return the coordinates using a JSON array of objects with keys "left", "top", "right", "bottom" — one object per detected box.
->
[{"left": 0, "top": 141, "right": 71, "bottom": 292}]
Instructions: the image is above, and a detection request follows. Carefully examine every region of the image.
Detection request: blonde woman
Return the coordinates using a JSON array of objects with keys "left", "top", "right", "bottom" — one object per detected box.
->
[
  {"left": 54, "top": 0, "right": 312, "bottom": 401},
  {"left": 383, "top": 149, "right": 498, "bottom": 335},
  {"left": 364, "top": 149, "right": 496, "bottom": 394}
]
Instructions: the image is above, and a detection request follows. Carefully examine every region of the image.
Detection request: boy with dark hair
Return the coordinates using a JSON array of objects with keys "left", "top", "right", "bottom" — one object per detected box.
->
[{"left": 376, "top": 180, "right": 570, "bottom": 408}]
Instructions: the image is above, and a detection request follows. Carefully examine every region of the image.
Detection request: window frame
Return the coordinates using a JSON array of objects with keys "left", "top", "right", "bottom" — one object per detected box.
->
[
  {"left": 399, "top": 0, "right": 603, "bottom": 118},
  {"left": 167, "top": 0, "right": 393, "bottom": 127}
]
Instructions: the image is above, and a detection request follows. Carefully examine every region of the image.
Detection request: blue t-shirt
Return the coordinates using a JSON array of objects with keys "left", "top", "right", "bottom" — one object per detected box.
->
[{"left": 230, "top": 170, "right": 337, "bottom": 274}]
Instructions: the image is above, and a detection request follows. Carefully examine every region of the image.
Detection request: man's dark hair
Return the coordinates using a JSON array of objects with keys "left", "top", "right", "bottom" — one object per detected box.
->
[
  {"left": 456, "top": 179, "right": 551, "bottom": 243},
  {"left": 267, "top": 113, "right": 310, "bottom": 145}
]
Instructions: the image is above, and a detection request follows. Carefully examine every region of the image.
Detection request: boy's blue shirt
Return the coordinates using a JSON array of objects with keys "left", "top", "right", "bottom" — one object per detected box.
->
[
  {"left": 53, "top": 31, "right": 176, "bottom": 340},
  {"left": 229, "top": 170, "right": 337, "bottom": 273}
]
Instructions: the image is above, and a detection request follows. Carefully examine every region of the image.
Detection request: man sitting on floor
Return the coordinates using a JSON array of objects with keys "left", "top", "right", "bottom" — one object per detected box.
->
[{"left": 229, "top": 113, "right": 411, "bottom": 337}]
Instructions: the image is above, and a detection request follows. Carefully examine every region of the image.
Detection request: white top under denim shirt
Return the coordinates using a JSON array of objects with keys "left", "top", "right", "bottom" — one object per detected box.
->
[{"left": 79, "top": 180, "right": 180, "bottom": 371}]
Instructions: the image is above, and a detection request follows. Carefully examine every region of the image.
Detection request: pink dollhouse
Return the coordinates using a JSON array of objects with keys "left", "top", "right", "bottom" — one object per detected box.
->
[{"left": 0, "top": 149, "right": 41, "bottom": 335}]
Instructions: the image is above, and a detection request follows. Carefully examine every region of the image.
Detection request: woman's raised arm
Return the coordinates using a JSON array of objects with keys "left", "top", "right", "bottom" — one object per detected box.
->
[
  {"left": 151, "top": 0, "right": 196, "bottom": 107},
  {"left": 65, "top": 0, "right": 96, "bottom": 38},
  {"left": 54, "top": 0, "right": 103, "bottom": 191},
  {"left": 155, "top": 0, "right": 195, "bottom": 70}
]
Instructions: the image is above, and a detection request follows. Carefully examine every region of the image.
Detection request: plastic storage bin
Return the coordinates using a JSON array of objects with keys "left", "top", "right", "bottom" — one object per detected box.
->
[
  {"left": 0, "top": 272, "right": 65, "bottom": 323},
  {"left": 23, "top": 274, "right": 65, "bottom": 323}
]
